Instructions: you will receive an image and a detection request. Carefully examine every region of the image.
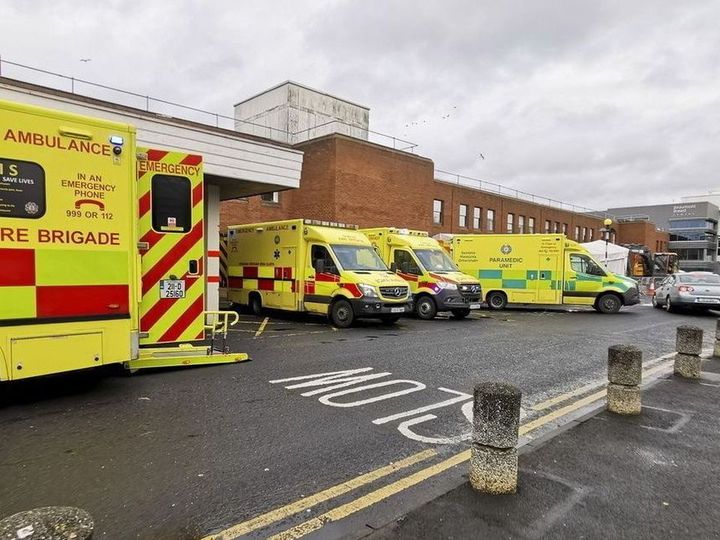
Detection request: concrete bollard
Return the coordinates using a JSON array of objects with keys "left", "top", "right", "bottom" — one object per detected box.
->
[
  {"left": 606, "top": 344, "right": 642, "bottom": 415},
  {"left": 469, "top": 382, "right": 522, "bottom": 495},
  {"left": 714, "top": 319, "right": 720, "bottom": 358},
  {"left": 0, "top": 507, "right": 93, "bottom": 540},
  {"left": 674, "top": 325, "right": 703, "bottom": 379}
]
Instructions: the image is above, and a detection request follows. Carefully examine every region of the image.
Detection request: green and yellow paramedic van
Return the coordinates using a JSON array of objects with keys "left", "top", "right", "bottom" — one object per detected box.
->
[{"left": 446, "top": 234, "right": 639, "bottom": 313}]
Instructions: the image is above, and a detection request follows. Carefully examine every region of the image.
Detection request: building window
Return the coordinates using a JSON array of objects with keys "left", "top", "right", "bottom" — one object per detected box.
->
[
  {"left": 433, "top": 199, "right": 444, "bottom": 225},
  {"left": 589, "top": 228, "right": 594, "bottom": 240},
  {"left": 574, "top": 226, "right": 581, "bottom": 240},
  {"left": 554, "top": 221, "right": 560, "bottom": 233},
  {"left": 582, "top": 227, "right": 587, "bottom": 242},
  {"left": 261, "top": 191, "right": 279, "bottom": 203},
  {"left": 487, "top": 209, "right": 495, "bottom": 231},
  {"left": 459, "top": 204, "right": 468, "bottom": 227},
  {"left": 473, "top": 207, "right": 481, "bottom": 229},
  {"left": 518, "top": 215, "right": 525, "bottom": 233},
  {"left": 563, "top": 223, "right": 568, "bottom": 235},
  {"left": 528, "top": 217, "right": 535, "bottom": 234},
  {"left": 506, "top": 213, "right": 514, "bottom": 233},
  {"left": 544, "top": 220, "right": 551, "bottom": 233}
]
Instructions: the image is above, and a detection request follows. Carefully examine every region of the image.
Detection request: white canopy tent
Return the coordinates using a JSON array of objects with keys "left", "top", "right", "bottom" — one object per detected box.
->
[{"left": 581, "top": 240, "right": 629, "bottom": 275}]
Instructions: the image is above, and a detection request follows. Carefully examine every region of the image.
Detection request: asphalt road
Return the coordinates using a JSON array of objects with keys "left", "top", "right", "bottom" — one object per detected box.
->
[{"left": 1, "top": 302, "right": 718, "bottom": 539}]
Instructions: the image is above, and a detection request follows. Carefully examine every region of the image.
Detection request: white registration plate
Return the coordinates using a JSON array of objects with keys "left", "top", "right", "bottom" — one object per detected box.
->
[
  {"left": 697, "top": 297, "right": 718, "bottom": 304},
  {"left": 469, "top": 303, "right": 482, "bottom": 309},
  {"left": 160, "top": 279, "right": 185, "bottom": 299},
  {"left": 390, "top": 307, "right": 405, "bottom": 313}
]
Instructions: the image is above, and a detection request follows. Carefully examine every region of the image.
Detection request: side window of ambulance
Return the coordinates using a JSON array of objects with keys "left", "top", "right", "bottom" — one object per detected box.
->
[
  {"left": 394, "top": 250, "right": 420, "bottom": 275},
  {"left": 311, "top": 245, "right": 338, "bottom": 275},
  {"left": 151, "top": 174, "right": 191, "bottom": 233},
  {"left": 570, "top": 254, "right": 605, "bottom": 277},
  {"left": 0, "top": 158, "right": 46, "bottom": 219},
  {"left": 569, "top": 254, "right": 586, "bottom": 274}
]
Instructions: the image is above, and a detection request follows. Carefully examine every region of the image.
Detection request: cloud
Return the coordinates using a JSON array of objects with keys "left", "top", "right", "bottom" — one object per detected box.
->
[{"left": 1, "top": 0, "right": 719, "bottom": 210}]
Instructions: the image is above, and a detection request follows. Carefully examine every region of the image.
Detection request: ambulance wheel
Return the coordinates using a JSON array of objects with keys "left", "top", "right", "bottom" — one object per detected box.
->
[
  {"left": 380, "top": 316, "right": 401, "bottom": 325},
  {"left": 330, "top": 299, "right": 355, "bottom": 328},
  {"left": 486, "top": 291, "right": 507, "bottom": 310},
  {"left": 451, "top": 308, "right": 471, "bottom": 319},
  {"left": 595, "top": 293, "right": 622, "bottom": 314},
  {"left": 249, "top": 293, "right": 263, "bottom": 317},
  {"left": 415, "top": 296, "right": 437, "bottom": 320}
]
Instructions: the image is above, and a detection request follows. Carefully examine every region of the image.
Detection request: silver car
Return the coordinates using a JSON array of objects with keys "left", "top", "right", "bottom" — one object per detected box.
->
[{"left": 653, "top": 272, "right": 720, "bottom": 312}]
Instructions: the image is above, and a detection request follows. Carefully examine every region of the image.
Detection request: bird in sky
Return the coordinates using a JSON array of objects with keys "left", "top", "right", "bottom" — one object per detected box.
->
[{"left": 80, "top": 58, "right": 92, "bottom": 62}]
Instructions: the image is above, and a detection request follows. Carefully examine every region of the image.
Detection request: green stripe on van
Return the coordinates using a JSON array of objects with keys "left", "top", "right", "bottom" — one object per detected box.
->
[
  {"left": 479, "top": 270, "right": 503, "bottom": 279},
  {"left": 502, "top": 279, "right": 526, "bottom": 289}
]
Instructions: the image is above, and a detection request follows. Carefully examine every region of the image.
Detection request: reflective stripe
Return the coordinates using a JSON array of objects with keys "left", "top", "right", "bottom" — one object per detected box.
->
[
  {"left": 36, "top": 285, "right": 130, "bottom": 317},
  {"left": 35, "top": 249, "right": 128, "bottom": 286},
  {"left": 0, "top": 287, "right": 36, "bottom": 319},
  {"left": 0, "top": 248, "right": 35, "bottom": 286}
]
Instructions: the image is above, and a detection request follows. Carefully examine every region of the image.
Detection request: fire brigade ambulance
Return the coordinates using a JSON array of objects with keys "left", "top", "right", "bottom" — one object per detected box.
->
[
  {"left": 226, "top": 219, "right": 412, "bottom": 327},
  {"left": 361, "top": 228, "right": 482, "bottom": 319},
  {"left": 0, "top": 99, "right": 245, "bottom": 381},
  {"left": 446, "top": 234, "right": 640, "bottom": 313}
]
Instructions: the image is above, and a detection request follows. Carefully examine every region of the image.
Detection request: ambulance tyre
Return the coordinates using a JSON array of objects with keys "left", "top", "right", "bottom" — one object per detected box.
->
[
  {"left": 330, "top": 299, "right": 355, "bottom": 328},
  {"left": 451, "top": 308, "right": 471, "bottom": 319},
  {"left": 249, "top": 293, "right": 263, "bottom": 317},
  {"left": 415, "top": 295, "right": 437, "bottom": 320},
  {"left": 486, "top": 291, "right": 507, "bottom": 310},
  {"left": 595, "top": 293, "right": 622, "bottom": 314},
  {"left": 380, "top": 316, "right": 401, "bottom": 325}
]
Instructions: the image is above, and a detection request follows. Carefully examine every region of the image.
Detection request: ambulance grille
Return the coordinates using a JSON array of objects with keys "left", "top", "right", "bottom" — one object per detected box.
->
[{"left": 379, "top": 286, "right": 409, "bottom": 299}]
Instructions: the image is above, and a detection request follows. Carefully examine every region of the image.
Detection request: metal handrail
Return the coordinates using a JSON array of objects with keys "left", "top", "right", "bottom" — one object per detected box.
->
[{"left": 204, "top": 310, "right": 240, "bottom": 354}]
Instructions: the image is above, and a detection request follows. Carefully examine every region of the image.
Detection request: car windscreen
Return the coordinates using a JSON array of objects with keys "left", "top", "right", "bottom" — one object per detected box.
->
[
  {"left": 414, "top": 249, "right": 459, "bottom": 272},
  {"left": 679, "top": 274, "right": 720, "bottom": 284},
  {"left": 331, "top": 244, "right": 388, "bottom": 271}
]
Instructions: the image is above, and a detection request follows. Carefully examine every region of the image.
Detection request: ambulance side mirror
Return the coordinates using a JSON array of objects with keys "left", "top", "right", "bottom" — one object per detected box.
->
[{"left": 390, "top": 262, "right": 398, "bottom": 273}]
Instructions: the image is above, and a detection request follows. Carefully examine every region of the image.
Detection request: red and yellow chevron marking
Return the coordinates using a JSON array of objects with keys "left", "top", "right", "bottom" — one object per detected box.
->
[{"left": 137, "top": 149, "right": 205, "bottom": 344}]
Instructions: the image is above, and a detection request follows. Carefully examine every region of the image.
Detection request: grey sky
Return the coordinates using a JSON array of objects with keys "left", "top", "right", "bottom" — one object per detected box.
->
[{"left": 2, "top": 0, "right": 719, "bottom": 210}]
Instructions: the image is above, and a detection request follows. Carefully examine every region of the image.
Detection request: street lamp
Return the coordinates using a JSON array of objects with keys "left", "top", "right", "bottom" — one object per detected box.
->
[{"left": 600, "top": 218, "right": 615, "bottom": 267}]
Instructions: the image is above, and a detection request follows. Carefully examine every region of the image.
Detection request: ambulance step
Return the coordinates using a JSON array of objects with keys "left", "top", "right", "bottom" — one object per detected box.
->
[{"left": 128, "top": 344, "right": 249, "bottom": 370}]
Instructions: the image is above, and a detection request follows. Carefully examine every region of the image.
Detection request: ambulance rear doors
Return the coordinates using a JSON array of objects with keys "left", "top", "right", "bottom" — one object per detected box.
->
[{"left": 137, "top": 149, "right": 205, "bottom": 344}]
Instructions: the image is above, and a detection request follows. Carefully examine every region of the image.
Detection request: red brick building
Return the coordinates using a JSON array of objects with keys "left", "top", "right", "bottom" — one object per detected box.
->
[
  {"left": 220, "top": 133, "right": 617, "bottom": 243},
  {"left": 614, "top": 221, "right": 670, "bottom": 252}
]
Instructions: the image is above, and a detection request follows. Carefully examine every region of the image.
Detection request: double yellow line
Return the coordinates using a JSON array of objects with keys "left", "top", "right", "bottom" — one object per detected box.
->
[{"left": 204, "top": 356, "right": 679, "bottom": 540}]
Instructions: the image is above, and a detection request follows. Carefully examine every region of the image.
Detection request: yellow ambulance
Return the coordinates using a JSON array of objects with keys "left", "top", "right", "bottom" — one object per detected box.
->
[
  {"left": 0, "top": 99, "right": 245, "bottom": 381},
  {"left": 226, "top": 220, "right": 412, "bottom": 327},
  {"left": 447, "top": 234, "right": 640, "bottom": 313},
  {"left": 361, "top": 228, "right": 482, "bottom": 319}
]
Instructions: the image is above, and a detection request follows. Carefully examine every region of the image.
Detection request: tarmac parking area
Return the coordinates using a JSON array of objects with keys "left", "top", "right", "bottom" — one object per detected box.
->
[{"left": 1, "top": 303, "right": 718, "bottom": 539}]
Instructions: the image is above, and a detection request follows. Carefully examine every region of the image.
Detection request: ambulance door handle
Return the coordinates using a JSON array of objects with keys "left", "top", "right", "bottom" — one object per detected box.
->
[{"left": 188, "top": 259, "right": 199, "bottom": 275}]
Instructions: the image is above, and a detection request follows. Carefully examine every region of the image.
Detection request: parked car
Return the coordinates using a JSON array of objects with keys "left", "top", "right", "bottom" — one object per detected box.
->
[{"left": 653, "top": 272, "right": 720, "bottom": 312}]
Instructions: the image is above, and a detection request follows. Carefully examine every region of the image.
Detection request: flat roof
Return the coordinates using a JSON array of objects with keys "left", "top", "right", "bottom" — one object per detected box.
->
[{"left": 234, "top": 80, "right": 369, "bottom": 110}]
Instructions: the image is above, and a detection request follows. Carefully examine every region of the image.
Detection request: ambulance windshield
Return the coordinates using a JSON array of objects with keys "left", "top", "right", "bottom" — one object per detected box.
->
[
  {"left": 331, "top": 245, "right": 388, "bottom": 271},
  {"left": 414, "top": 249, "right": 458, "bottom": 273}
]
